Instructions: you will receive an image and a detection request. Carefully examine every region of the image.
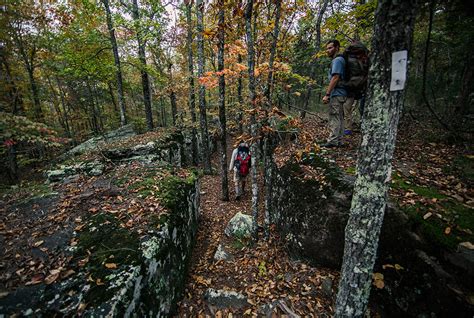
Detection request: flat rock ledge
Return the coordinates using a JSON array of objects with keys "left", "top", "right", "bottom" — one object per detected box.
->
[{"left": 204, "top": 288, "right": 248, "bottom": 309}]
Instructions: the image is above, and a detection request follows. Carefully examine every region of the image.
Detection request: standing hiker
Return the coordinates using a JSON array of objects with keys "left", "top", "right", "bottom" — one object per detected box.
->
[
  {"left": 229, "top": 140, "right": 251, "bottom": 200},
  {"left": 322, "top": 39, "right": 354, "bottom": 147}
]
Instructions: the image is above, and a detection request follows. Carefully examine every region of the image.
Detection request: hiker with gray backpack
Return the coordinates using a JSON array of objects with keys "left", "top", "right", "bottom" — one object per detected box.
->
[
  {"left": 341, "top": 41, "right": 369, "bottom": 135},
  {"left": 229, "top": 140, "right": 251, "bottom": 201}
]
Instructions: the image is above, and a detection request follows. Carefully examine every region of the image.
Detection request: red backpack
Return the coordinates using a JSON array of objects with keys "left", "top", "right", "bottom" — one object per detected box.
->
[{"left": 235, "top": 146, "right": 251, "bottom": 177}]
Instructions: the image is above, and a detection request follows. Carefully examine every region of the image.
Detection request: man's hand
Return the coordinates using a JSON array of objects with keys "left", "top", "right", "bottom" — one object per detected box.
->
[{"left": 323, "top": 95, "right": 330, "bottom": 104}]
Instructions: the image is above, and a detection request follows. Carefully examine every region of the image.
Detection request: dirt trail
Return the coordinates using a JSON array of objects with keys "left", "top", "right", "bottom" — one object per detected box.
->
[{"left": 177, "top": 139, "right": 336, "bottom": 316}]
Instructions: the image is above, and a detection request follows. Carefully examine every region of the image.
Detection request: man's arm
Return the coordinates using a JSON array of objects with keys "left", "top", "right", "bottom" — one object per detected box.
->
[{"left": 322, "top": 74, "right": 340, "bottom": 104}]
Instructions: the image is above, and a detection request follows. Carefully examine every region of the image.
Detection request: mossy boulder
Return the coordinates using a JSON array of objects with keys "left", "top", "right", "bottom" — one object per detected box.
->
[
  {"left": 38, "top": 169, "right": 200, "bottom": 317},
  {"left": 224, "top": 212, "right": 254, "bottom": 240},
  {"left": 46, "top": 160, "right": 105, "bottom": 182},
  {"left": 59, "top": 124, "right": 136, "bottom": 160},
  {"left": 272, "top": 156, "right": 408, "bottom": 268}
]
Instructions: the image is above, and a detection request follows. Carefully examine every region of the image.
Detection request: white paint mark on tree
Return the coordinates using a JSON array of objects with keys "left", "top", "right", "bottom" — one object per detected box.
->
[{"left": 390, "top": 50, "right": 408, "bottom": 91}]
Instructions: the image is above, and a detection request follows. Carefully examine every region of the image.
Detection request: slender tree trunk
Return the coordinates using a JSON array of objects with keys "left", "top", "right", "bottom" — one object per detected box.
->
[
  {"left": 263, "top": 0, "right": 282, "bottom": 236},
  {"left": 263, "top": 0, "right": 282, "bottom": 104},
  {"left": 196, "top": 0, "right": 212, "bottom": 173},
  {"left": 26, "top": 64, "right": 42, "bottom": 121},
  {"left": 132, "top": 0, "right": 153, "bottom": 130},
  {"left": 217, "top": 0, "right": 229, "bottom": 201},
  {"left": 11, "top": 29, "right": 42, "bottom": 120},
  {"left": 301, "top": 0, "right": 329, "bottom": 118},
  {"left": 421, "top": 0, "right": 451, "bottom": 132},
  {"left": 237, "top": 54, "right": 244, "bottom": 134},
  {"left": 0, "top": 52, "right": 24, "bottom": 115},
  {"left": 107, "top": 82, "right": 119, "bottom": 114},
  {"left": 168, "top": 63, "right": 178, "bottom": 125},
  {"left": 93, "top": 82, "right": 105, "bottom": 132},
  {"left": 185, "top": 1, "right": 199, "bottom": 164},
  {"left": 335, "top": 1, "right": 419, "bottom": 316},
  {"left": 7, "top": 144, "right": 19, "bottom": 183},
  {"left": 46, "top": 76, "right": 67, "bottom": 131},
  {"left": 245, "top": 0, "right": 259, "bottom": 240},
  {"left": 56, "top": 77, "right": 72, "bottom": 139},
  {"left": 86, "top": 80, "right": 100, "bottom": 134},
  {"left": 458, "top": 52, "right": 474, "bottom": 116},
  {"left": 102, "top": 0, "right": 127, "bottom": 126},
  {"left": 160, "top": 97, "right": 167, "bottom": 127}
]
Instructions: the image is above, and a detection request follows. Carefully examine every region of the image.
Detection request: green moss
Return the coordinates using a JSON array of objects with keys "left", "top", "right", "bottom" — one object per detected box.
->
[
  {"left": 157, "top": 174, "right": 196, "bottom": 213},
  {"left": 345, "top": 166, "right": 356, "bottom": 175},
  {"left": 441, "top": 201, "right": 474, "bottom": 231},
  {"left": 231, "top": 238, "right": 247, "bottom": 249},
  {"left": 128, "top": 176, "right": 157, "bottom": 198},
  {"left": 391, "top": 174, "right": 447, "bottom": 199},
  {"left": 76, "top": 213, "right": 140, "bottom": 305},
  {"left": 402, "top": 202, "right": 473, "bottom": 252},
  {"left": 0, "top": 181, "right": 53, "bottom": 200},
  {"left": 443, "top": 154, "right": 474, "bottom": 183}
]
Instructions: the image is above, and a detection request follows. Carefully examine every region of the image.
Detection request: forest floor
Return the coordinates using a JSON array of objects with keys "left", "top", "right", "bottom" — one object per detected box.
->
[
  {"left": 176, "top": 114, "right": 474, "bottom": 316},
  {"left": 0, "top": 113, "right": 473, "bottom": 316}
]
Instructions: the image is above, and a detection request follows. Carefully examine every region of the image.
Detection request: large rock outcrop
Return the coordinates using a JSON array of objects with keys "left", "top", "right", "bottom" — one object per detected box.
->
[{"left": 271, "top": 156, "right": 408, "bottom": 269}]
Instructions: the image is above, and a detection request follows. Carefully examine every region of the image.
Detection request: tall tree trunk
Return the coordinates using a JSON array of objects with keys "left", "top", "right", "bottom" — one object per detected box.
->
[
  {"left": 335, "top": 1, "right": 419, "bottom": 316},
  {"left": 102, "top": 0, "right": 127, "bottom": 126},
  {"left": 217, "top": 0, "right": 229, "bottom": 201},
  {"left": 160, "top": 97, "right": 167, "bottom": 127},
  {"left": 245, "top": 0, "right": 259, "bottom": 240},
  {"left": 26, "top": 64, "right": 42, "bottom": 121},
  {"left": 196, "top": 0, "right": 212, "bottom": 173},
  {"left": 107, "top": 82, "right": 119, "bottom": 114},
  {"left": 56, "top": 77, "right": 72, "bottom": 139},
  {"left": 263, "top": 0, "right": 282, "bottom": 237},
  {"left": 7, "top": 144, "right": 19, "bottom": 183},
  {"left": 457, "top": 52, "right": 474, "bottom": 116},
  {"left": 237, "top": 54, "right": 244, "bottom": 134},
  {"left": 86, "top": 80, "right": 100, "bottom": 135},
  {"left": 185, "top": 1, "right": 199, "bottom": 165},
  {"left": 168, "top": 63, "right": 178, "bottom": 125},
  {"left": 11, "top": 28, "right": 42, "bottom": 120},
  {"left": 46, "top": 76, "right": 67, "bottom": 131},
  {"left": 132, "top": 0, "right": 153, "bottom": 130},
  {"left": 0, "top": 51, "right": 24, "bottom": 115},
  {"left": 301, "top": 0, "right": 330, "bottom": 118},
  {"left": 263, "top": 0, "right": 282, "bottom": 104}
]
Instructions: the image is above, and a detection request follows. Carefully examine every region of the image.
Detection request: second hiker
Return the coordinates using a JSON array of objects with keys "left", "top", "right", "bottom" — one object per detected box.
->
[{"left": 229, "top": 140, "right": 251, "bottom": 200}]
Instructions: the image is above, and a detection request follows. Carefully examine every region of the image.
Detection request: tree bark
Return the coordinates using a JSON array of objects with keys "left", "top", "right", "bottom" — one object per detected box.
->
[
  {"left": 56, "top": 77, "right": 72, "bottom": 139},
  {"left": 237, "top": 54, "right": 244, "bottom": 134},
  {"left": 335, "top": 1, "right": 419, "bottom": 317},
  {"left": 26, "top": 62, "right": 42, "bottom": 121},
  {"left": 245, "top": 0, "right": 259, "bottom": 240},
  {"left": 0, "top": 51, "right": 24, "bottom": 115},
  {"left": 263, "top": 0, "right": 282, "bottom": 236},
  {"left": 102, "top": 0, "right": 127, "bottom": 126},
  {"left": 196, "top": 0, "right": 212, "bottom": 174},
  {"left": 217, "top": 0, "right": 229, "bottom": 201},
  {"left": 168, "top": 62, "right": 178, "bottom": 125},
  {"left": 132, "top": 0, "right": 154, "bottom": 130},
  {"left": 263, "top": 0, "right": 282, "bottom": 104},
  {"left": 185, "top": 1, "right": 199, "bottom": 164},
  {"left": 457, "top": 52, "right": 474, "bottom": 116}
]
